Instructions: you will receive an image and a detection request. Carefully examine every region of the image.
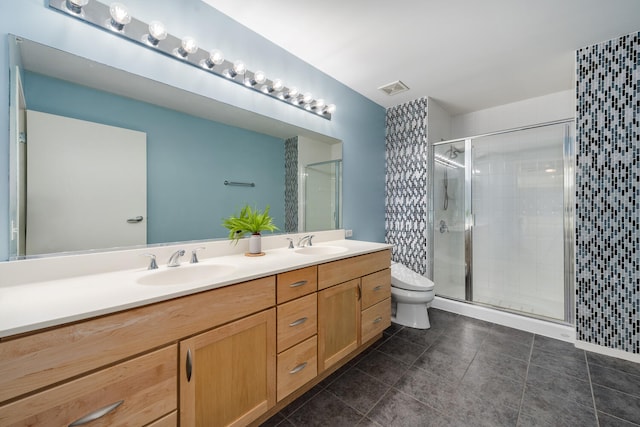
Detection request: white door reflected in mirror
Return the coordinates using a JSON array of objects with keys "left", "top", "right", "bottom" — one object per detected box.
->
[{"left": 26, "top": 111, "right": 147, "bottom": 256}]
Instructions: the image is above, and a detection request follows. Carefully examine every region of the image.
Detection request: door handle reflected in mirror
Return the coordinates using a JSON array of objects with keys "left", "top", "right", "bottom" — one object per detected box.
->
[{"left": 126, "top": 216, "right": 144, "bottom": 223}]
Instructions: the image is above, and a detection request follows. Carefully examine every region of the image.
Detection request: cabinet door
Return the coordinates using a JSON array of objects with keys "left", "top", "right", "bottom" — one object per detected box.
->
[
  {"left": 317, "top": 279, "right": 360, "bottom": 372},
  {"left": 179, "top": 309, "right": 276, "bottom": 427}
]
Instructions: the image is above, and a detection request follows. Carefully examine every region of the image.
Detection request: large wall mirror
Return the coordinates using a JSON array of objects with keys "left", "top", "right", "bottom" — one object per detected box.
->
[{"left": 7, "top": 35, "right": 342, "bottom": 260}]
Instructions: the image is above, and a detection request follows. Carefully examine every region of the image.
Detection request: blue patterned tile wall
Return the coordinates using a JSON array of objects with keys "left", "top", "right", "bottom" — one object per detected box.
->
[
  {"left": 576, "top": 31, "right": 639, "bottom": 354},
  {"left": 284, "top": 136, "right": 298, "bottom": 232},
  {"left": 385, "top": 97, "right": 432, "bottom": 276}
]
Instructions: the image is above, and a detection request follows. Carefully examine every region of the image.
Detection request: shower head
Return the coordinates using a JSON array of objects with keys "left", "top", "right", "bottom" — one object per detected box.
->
[{"left": 447, "top": 146, "right": 462, "bottom": 159}]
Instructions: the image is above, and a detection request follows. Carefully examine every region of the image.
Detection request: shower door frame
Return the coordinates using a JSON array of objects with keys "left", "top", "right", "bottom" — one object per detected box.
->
[{"left": 432, "top": 118, "right": 576, "bottom": 324}]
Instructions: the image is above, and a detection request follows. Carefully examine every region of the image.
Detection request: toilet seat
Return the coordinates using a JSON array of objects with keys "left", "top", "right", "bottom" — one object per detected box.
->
[{"left": 390, "top": 262, "right": 434, "bottom": 292}]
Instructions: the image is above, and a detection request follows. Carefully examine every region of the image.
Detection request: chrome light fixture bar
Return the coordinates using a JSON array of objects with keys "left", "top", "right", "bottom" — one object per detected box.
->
[{"left": 49, "top": 0, "right": 335, "bottom": 119}]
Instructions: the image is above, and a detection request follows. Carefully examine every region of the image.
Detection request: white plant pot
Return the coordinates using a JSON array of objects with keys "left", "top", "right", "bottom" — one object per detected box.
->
[{"left": 248, "top": 234, "right": 262, "bottom": 254}]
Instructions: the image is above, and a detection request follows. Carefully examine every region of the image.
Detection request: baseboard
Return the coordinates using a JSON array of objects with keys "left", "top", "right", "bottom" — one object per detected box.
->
[
  {"left": 431, "top": 296, "right": 575, "bottom": 343},
  {"left": 575, "top": 340, "right": 640, "bottom": 364}
]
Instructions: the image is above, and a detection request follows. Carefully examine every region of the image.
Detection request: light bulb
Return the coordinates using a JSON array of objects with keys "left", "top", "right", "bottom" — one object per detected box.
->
[
  {"left": 182, "top": 37, "right": 198, "bottom": 53},
  {"left": 177, "top": 36, "right": 198, "bottom": 57},
  {"left": 65, "top": 0, "right": 89, "bottom": 13},
  {"left": 313, "top": 99, "right": 325, "bottom": 110},
  {"left": 208, "top": 49, "right": 224, "bottom": 66},
  {"left": 302, "top": 93, "right": 313, "bottom": 104},
  {"left": 232, "top": 60, "right": 246, "bottom": 75},
  {"left": 271, "top": 79, "right": 284, "bottom": 92},
  {"left": 325, "top": 104, "right": 336, "bottom": 114},
  {"left": 109, "top": 3, "right": 131, "bottom": 30},
  {"left": 147, "top": 21, "right": 167, "bottom": 45},
  {"left": 253, "top": 70, "right": 267, "bottom": 85},
  {"left": 285, "top": 86, "right": 298, "bottom": 99}
]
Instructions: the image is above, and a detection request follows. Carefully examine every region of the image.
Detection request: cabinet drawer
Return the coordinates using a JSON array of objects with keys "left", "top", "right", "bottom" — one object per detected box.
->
[
  {"left": 361, "top": 299, "right": 391, "bottom": 343},
  {"left": 277, "top": 293, "right": 317, "bottom": 352},
  {"left": 277, "top": 265, "right": 317, "bottom": 303},
  {"left": 0, "top": 345, "right": 177, "bottom": 427},
  {"left": 277, "top": 336, "right": 318, "bottom": 402},
  {"left": 318, "top": 250, "right": 391, "bottom": 290},
  {"left": 0, "top": 276, "right": 274, "bottom": 403},
  {"left": 361, "top": 269, "right": 391, "bottom": 309},
  {"left": 147, "top": 411, "right": 177, "bottom": 427}
]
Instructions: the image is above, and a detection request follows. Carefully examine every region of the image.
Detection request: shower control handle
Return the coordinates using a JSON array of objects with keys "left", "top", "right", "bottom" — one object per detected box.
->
[{"left": 439, "top": 220, "right": 449, "bottom": 233}]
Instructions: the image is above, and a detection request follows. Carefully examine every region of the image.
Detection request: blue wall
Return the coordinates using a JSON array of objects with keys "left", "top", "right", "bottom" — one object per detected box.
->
[
  {"left": 23, "top": 71, "right": 284, "bottom": 243},
  {"left": 0, "top": 0, "right": 386, "bottom": 260}
]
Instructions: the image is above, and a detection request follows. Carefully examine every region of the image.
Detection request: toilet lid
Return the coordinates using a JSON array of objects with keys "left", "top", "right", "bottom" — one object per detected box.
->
[{"left": 390, "top": 262, "right": 435, "bottom": 292}]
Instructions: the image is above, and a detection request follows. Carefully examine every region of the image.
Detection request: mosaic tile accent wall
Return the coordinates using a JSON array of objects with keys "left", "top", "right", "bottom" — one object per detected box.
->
[
  {"left": 284, "top": 136, "right": 298, "bottom": 232},
  {"left": 576, "top": 31, "right": 640, "bottom": 354},
  {"left": 385, "top": 97, "right": 432, "bottom": 276}
]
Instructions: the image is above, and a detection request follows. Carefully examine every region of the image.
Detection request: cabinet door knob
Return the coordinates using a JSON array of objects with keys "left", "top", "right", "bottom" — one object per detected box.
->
[
  {"left": 186, "top": 349, "right": 193, "bottom": 382},
  {"left": 289, "top": 280, "right": 308, "bottom": 288},
  {"left": 289, "top": 317, "right": 308, "bottom": 327},
  {"left": 289, "top": 362, "right": 307, "bottom": 374},
  {"left": 68, "top": 400, "right": 124, "bottom": 426}
]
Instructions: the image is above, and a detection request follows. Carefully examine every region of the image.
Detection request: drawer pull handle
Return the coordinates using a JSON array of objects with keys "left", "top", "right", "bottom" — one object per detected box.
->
[
  {"left": 373, "top": 285, "right": 383, "bottom": 291},
  {"left": 186, "top": 349, "right": 193, "bottom": 382},
  {"left": 373, "top": 316, "right": 383, "bottom": 324},
  {"left": 289, "top": 317, "right": 308, "bottom": 327},
  {"left": 289, "top": 362, "right": 308, "bottom": 374},
  {"left": 68, "top": 400, "right": 124, "bottom": 426},
  {"left": 289, "top": 280, "right": 308, "bottom": 288}
]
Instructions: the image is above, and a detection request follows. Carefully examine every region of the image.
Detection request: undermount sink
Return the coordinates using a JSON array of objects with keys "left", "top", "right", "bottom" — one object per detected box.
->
[
  {"left": 294, "top": 246, "right": 348, "bottom": 255},
  {"left": 136, "top": 264, "right": 236, "bottom": 286}
]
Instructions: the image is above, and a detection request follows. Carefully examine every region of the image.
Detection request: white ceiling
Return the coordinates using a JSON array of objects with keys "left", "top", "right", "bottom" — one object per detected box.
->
[{"left": 202, "top": 0, "right": 640, "bottom": 115}]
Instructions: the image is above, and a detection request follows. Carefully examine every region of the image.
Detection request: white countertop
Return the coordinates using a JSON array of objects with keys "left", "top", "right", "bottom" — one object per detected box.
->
[{"left": 0, "top": 238, "right": 391, "bottom": 338}]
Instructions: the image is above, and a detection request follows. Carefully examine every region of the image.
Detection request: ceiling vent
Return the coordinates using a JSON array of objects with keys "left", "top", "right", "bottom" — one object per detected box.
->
[{"left": 378, "top": 80, "right": 409, "bottom": 96}]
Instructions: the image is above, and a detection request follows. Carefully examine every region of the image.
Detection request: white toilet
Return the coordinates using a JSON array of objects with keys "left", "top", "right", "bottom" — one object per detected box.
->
[{"left": 390, "top": 262, "right": 435, "bottom": 329}]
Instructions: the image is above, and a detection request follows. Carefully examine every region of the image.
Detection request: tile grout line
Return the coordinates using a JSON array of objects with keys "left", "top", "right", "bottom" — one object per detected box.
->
[
  {"left": 515, "top": 333, "right": 536, "bottom": 426},
  {"left": 585, "top": 350, "right": 601, "bottom": 427}
]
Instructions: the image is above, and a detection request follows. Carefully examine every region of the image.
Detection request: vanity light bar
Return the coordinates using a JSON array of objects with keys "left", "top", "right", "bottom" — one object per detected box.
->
[{"left": 49, "top": 0, "right": 336, "bottom": 120}]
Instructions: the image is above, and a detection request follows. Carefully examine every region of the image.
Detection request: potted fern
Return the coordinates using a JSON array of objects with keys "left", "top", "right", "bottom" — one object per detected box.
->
[{"left": 222, "top": 204, "right": 279, "bottom": 255}]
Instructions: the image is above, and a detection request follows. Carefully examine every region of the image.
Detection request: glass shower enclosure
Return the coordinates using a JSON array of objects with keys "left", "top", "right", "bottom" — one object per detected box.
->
[
  {"left": 432, "top": 120, "right": 575, "bottom": 322},
  {"left": 304, "top": 160, "right": 342, "bottom": 231}
]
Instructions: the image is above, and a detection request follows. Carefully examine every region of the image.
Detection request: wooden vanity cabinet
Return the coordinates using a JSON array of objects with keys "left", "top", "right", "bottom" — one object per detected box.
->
[
  {"left": 0, "top": 248, "right": 391, "bottom": 427},
  {"left": 317, "top": 250, "right": 391, "bottom": 373},
  {"left": 0, "top": 276, "right": 275, "bottom": 427},
  {"left": 179, "top": 309, "right": 276, "bottom": 427}
]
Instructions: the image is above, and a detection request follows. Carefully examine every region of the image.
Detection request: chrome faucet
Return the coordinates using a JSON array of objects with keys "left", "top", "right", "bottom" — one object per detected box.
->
[
  {"left": 143, "top": 253, "right": 158, "bottom": 270},
  {"left": 167, "top": 249, "right": 185, "bottom": 267},
  {"left": 297, "top": 235, "right": 314, "bottom": 247},
  {"left": 191, "top": 247, "right": 205, "bottom": 263},
  {"left": 286, "top": 238, "right": 295, "bottom": 249}
]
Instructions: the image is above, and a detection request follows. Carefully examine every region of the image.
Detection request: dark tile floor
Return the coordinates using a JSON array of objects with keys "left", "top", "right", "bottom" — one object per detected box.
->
[{"left": 261, "top": 308, "right": 640, "bottom": 427}]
